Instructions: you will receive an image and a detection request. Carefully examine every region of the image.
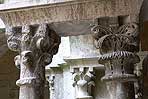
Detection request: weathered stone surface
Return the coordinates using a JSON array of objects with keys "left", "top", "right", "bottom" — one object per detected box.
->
[
  {"left": 0, "top": 0, "right": 143, "bottom": 36},
  {"left": 46, "top": 37, "right": 70, "bottom": 68},
  {"left": 46, "top": 67, "right": 63, "bottom": 99},
  {"left": 93, "top": 69, "right": 110, "bottom": 99},
  {"left": 68, "top": 34, "right": 100, "bottom": 58},
  {"left": 71, "top": 67, "right": 95, "bottom": 99},
  {"left": 92, "top": 17, "right": 140, "bottom": 99},
  {"left": 139, "top": 0, "right": 148, "bottom": 51},
  {"left": 0, "top": 1, "right": 145, "bottom": 99},
  {"left": 5, "top": 24, "right": 61, "bottom": 99},
  {"left": 4, "top": 0, "right": 73, "bottom": 4}
]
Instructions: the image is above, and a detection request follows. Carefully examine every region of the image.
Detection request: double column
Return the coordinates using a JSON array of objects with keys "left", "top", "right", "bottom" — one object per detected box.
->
[
  {"left": 5, "top": 24, "right": 61, "bottom": 99},
  {"left": 4, "top": 17, "right": 141, "bottom": 99}
]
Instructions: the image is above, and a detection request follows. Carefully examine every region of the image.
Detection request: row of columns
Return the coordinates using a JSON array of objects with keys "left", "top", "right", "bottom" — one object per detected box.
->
[{"left": 5, "top": 16, "right": 142, "bottom": 99}]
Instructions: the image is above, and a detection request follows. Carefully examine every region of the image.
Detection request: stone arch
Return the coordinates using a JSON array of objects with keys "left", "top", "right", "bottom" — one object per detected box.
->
[{"left": 140, "top": 0, "right": 148, "bottom": 51}]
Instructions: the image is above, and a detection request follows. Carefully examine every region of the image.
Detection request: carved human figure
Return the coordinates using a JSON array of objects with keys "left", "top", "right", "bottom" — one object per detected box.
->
[
  {"left": 5, "top": 24, "right": 61, "bottom": 99},
  {"left": 92, "top": 23, "right": 140, "bottom": 99}
]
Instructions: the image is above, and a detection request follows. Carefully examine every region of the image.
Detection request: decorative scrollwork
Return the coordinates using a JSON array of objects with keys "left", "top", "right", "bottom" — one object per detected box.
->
[
  {"left": 5, "top": 23, "right": 61, "bottom": 98},
  {"left": 6, "top": 26, "right": 21, "bottom": 51},
  {"left": 92, "top": 23, "right": 140, "bottom": 99},
  {"left": 92, "top": 23, "right": 139, "bottom": 54},
  {"left": 92, "top": 23, "right": 140, "bottom": 81},
  {"left": 6, "top": 24, "right": 60, "bottom": 69}
]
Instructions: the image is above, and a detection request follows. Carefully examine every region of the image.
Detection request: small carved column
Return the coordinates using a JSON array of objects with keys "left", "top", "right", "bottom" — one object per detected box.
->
[
  {"left": 71, "top": 67, "right": 95, "bottom": 99},
  {"left": 47, "top": 75, "right": 55, "bottom": 99},
  {"left": 46, "top": 68, "right": 57, "bottom": 99},
  {"left": 92, "top": 23, "right": 140, "bottom": 99},
  {"left": 5, "top": 24, "right": 61, "bottom": 99}
]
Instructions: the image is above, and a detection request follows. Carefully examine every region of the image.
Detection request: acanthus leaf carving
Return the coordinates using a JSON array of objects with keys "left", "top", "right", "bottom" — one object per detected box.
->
[
  {"left": 6, "top": 26, "right": 21, "bottom": 51},
  {"left": 92, "top": 23, "right": 139, "bottom": 54},
  {"left": 5, "top": 23, "right": 61, "bottom": 99},
  {"left": 92, "top": 22, "right": 140, "bottom": 99}
]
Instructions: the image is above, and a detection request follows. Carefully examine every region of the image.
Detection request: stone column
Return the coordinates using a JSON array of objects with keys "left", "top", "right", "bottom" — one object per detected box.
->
[
  {"left": 92, "top": 22, "right": 140, "bottom": 99},
  {"left": 5, "top": 24, "right": 61, "bottom": 99},
  {"left": 47, "top": 74, "right": 55, "bottom": 99},
  {"left": 46, "top": 68, "right": 56, "bottom": 99},
  {"left": 71, "top": 67, "right": 95, "bottom": 99}
]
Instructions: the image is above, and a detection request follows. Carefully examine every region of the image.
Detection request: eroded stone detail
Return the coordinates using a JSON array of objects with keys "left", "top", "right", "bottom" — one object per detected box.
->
[
  {"left": 5, "top": 24, "right": 61, "bottom": 99},
  {"left": 72, "top": 67, "right": 95, "bottom": 99},
  {"left": 47, "top": 75, "right": 55, "bottom": 99},
  {"left": 92, "top": 23, "right": 140, "bottom": 99}
]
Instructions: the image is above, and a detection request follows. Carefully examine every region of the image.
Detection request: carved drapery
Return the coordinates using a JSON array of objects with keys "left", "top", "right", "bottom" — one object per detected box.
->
[
  {"left": 92, "top": 23, "right": 140, "bottom": 99},
  {"left": 5, "top": 24, "right": 61, "bottom": 99},
  {"left": 72, "top": 67, "right": 95, "bottom": 99}
]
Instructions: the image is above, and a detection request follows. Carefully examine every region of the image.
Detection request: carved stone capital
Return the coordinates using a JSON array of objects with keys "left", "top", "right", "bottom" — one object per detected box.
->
[
  {"left": 92, "top": 23, "right": 140, "bottom": 99},
  {"left": 92, "top": 23, "right": 140, "bottom": 81},
  {"left": 5, "top": 23, "right": 61, "bottom": 99},
  {"left": 92, "top": 23, "right": 139, "bottom": 54},
  {"left": 71, "top": 67, "right": 95, "bottom": 99}
]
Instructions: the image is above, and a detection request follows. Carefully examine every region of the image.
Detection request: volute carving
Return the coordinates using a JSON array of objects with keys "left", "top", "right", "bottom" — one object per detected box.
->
[
  {"left": 5, "top": 24, "right": 61, "bottom": 99},
  {"left": 92, "top": 23, "right": 139, "bottom": 54},
  {"left": 92, "top": 23, "right": 140, "bottom": 99}
]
